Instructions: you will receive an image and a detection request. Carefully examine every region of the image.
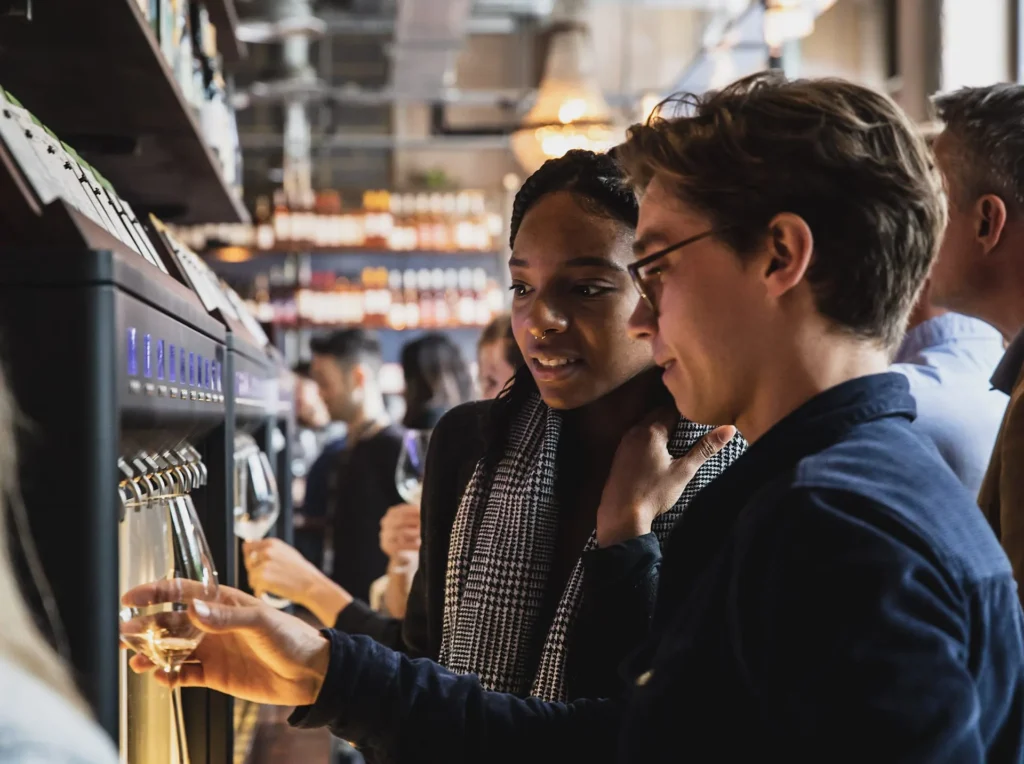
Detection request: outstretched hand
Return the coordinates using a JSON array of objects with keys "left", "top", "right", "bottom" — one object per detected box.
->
[
  {"left": 596, "top": 407, "right": 736, "bottom": 547},
  {"left": 122, "top": 580, "right": 330, "bottom": 707}
]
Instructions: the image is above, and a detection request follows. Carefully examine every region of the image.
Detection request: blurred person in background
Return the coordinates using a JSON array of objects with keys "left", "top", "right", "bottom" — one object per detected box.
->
[
  {"left": 291, "top": 362, "right": 347, "bottom": 569},
  {"left": 302, "top": 329, "right": 404, "bottom": 604},
  {"left": 888, "top": 127, "right": 1008, "bottom": 497},
  {"left": 0, "top": 363, "right": 117, "bottom": 763},
  {"left": 400, "top": 333, "right": 474, "bottom": 430},
  {"left": 930, "top": 85, "right": 1024, "bottom": 602},
  {"left": 477, "top": 312, "right": 523, "bottom": 399}
]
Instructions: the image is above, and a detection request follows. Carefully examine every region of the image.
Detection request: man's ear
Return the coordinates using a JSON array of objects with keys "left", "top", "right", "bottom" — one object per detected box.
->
[
  {"left": 762, "top": 212, "right": 814, "bottom": 299},
  {"left": 974, "top": 194, "right": 1008, "bottom": 255}
]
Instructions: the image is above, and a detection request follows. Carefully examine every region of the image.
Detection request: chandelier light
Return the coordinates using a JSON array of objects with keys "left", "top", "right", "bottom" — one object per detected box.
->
[{"left": 511, "top": 21, "right": 620, "bottom": 174}]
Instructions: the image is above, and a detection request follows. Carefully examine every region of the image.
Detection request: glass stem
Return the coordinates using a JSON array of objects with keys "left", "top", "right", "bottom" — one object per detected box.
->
[{"left": 167, "top": 667, "right": 190, "bottom": 764}]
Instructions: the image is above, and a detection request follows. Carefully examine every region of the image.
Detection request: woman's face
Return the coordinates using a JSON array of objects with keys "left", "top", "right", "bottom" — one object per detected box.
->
[
  {"left": 478, "top": 340, "right": 516, "bottom": 400},
  {"left": 509, "top": 191, "right": 654, "bottom": 410}
]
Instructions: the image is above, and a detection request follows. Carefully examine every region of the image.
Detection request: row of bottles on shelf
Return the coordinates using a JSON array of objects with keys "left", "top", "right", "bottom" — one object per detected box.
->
[
  {"left": 135, "top": 0, "right": 241, "bottom": 196},
  {"left": 246, "top": 267, "right": 506, "bottom": 331},
  {"left": 170, "top": 188, "right": 505, "bottom": 253}
]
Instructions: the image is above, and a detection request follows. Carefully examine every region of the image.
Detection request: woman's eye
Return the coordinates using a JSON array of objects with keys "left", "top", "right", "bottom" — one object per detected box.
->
[
  {"left": 574, "top": 284, "right": 613, "bottom": 297},
  {"left": 509, "top": 283, "right": 532, "bottom": 298}
]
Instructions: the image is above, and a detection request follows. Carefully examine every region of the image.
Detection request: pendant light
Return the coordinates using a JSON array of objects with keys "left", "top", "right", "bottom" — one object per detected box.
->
[
  {"left": 511, "top": 15, "right": 620, "bottom": 174},
  {"left": 763, "top": 0, "right": 837, "bottom": 50}
]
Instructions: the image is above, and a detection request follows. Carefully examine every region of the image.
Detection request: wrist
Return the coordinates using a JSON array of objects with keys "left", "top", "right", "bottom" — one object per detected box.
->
[
  {"left": 596, "top": 505, "right": 652, "bottom": 548},
  {"left": 298, "top": 630, "right": 331, "bottom": 705},
  {"left": 311, "top": 578, "right": 353, "bottom": 627}
]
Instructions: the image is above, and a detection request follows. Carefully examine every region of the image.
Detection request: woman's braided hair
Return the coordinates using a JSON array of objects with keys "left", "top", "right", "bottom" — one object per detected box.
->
[{"left": 485, "top": 149, "right": 639, "bottom": 467}]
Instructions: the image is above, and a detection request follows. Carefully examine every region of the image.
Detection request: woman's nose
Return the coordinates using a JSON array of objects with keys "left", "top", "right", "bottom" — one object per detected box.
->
[{"left": 526, "top": 296, "right": 569, "bottom": 339}]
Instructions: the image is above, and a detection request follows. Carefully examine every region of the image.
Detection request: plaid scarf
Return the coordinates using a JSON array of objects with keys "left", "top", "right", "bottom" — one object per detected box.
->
[{"left": 439, "top": 393, "right": 746, "bottom": 701}]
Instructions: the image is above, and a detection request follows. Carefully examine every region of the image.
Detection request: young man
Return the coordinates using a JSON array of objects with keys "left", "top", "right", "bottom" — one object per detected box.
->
[
  {"left": 928, "top": 84, "right": 1024, "bottom": 603},
  {"left": 128, "top": 74, "right": 1024, "bottom": 763},
  {"left": 304, "top": 329, "right": 404, "bottom": 603}
]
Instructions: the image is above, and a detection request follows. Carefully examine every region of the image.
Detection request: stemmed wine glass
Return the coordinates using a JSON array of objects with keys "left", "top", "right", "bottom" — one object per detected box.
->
[
  {"left": 233, "top": 435, "right": 290, "bottom": 609},
  {"left": 395, "top": 429, "right": 431, "bottom": 505},
  {"left": 118, "top": 453, "right": 218, "bottom": 764}
]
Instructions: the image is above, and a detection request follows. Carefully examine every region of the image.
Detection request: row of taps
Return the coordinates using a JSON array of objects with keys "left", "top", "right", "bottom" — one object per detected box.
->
[{"left": 117, "top": 445, "right": 208, "bottom": 508}]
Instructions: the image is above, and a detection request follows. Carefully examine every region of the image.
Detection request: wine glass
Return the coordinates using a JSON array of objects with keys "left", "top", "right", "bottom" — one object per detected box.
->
[
  {"left": 395, "top": 429, "right": 431, "bottom": 505},
  {"left": 233, "top": 435, "right": 290, "bottom": 609},
  {"left": 118, "top": 457, "right": 218, "bottom": 764}
]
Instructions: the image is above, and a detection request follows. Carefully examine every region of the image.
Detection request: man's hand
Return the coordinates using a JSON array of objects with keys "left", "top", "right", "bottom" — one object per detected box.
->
[
  {"left": 379, "top": 503, "right": 421, "bottom": 560},
  {"left": 596, "top": 408, "right": 736, "bottom": 547},
  {"left": 245, "top": 538, "right": 352, "bottom": 626},
  {"left": 122, "top": 580, "right": 331, "bottom": 707}
]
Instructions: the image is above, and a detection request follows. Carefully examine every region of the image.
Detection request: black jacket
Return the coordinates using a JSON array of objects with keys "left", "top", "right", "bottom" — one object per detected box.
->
[{"left": 333, "top": 400, "right": 663, "bottom": 701}]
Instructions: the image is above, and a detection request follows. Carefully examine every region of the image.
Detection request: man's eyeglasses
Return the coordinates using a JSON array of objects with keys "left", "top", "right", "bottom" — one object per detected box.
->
[{"left": 627, "top": 229, "right": 723, "bottom": 313}]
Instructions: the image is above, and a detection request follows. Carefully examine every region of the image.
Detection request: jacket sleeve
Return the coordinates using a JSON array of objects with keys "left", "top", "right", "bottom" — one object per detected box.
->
[
  {"left": 571, "top": 533, "right": 661, "bottom": 698},
  {"left": 289, "top": 630, "right": 621, "bottom": 764}
]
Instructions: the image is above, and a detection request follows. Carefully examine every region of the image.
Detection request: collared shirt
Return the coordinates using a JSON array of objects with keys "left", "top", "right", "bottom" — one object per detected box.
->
[
  {"left": 891, "top": 313, "right": 1009, "bottom": 495},
  {"left": 291, "top": 373, "right": 1024, "bottom": 764}
]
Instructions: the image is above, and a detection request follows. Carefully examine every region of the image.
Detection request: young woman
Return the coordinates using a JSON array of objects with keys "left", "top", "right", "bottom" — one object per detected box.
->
[
  {"left": 477, "top": 312, "right": 523, "bottom": 399},
  {"left": 0, "top": 364, "right": 117, "bottom": 763},
  {"left": 240, "top": 150, "right": 744, "bottom": 712}
]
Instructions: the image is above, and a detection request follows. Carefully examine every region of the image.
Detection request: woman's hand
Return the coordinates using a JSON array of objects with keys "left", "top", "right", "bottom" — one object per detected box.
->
[
  {"left": 379, "top": 504, "right": 421, "bottom": 560},
  {"left": 244, "top": 538, "right": 352, "bottom": 626},
  {"left": 596, "top": 408, "right": 736, "bottom": 547},
  {"left": 122, "top": 581, "right": 330, "bottom": 707}
]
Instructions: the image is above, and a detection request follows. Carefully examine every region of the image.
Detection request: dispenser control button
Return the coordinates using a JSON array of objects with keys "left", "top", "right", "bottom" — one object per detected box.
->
[
  {"left": 157, "top": 385, "right": 168, "bottom": 397},
  {"left": 144, "top": 383, "right": 156, "bottom": 396},
  {"left": 156, "top": 340, "right": 165, "bottom": 381},
  {"left": 127, "top": 328, "right": 137, "bottom": 376},
  {"left": 128, "top": 379, "right": 142, "bottom": 395},
  {"left": 169, "top": 387, "right": 179, "bottom": 399},
  {"left": 143, "top": 334, "right": 152, "bottom": 378}
]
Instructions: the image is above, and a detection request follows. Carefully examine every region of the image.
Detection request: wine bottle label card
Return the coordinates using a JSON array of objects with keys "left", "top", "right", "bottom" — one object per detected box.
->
[{"left": 0, "top": 101, "right": 60, "bottom": 207}]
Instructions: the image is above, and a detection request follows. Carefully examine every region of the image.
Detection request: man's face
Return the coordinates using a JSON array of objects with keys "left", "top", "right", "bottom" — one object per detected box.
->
[
  {"left": 310, "top": 354, "right": 360, "bottom": 423},
  {"left": 930, "top": 131, "right": 984, "bottom": 313},
  {"left": 627, "top": 178, "right": 768, "bottom": 427}
]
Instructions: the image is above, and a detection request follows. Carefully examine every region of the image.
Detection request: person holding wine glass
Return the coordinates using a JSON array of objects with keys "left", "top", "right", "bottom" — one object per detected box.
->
[{"left": 0, "top": 363, "right": 118, "bottom": 764}]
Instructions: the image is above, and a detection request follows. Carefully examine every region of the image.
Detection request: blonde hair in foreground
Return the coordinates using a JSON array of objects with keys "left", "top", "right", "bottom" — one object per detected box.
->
[{"left": 0, "top": 363, "right": 86, "bottom": 710}]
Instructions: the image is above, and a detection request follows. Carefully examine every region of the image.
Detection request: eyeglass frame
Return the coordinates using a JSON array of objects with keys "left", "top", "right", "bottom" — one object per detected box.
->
[{"left": 627, "top": 228, "right": 729, "bottom": 313}]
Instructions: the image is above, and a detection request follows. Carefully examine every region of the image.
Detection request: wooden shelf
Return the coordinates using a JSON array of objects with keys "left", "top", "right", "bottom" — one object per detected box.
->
[
  {"left": 273, "top": 322, "right": 488, "bottom": 332},
  {"left": 207, "top": 246, "right": 502, "bottom": 260},
  {"left": 0, "top": 0, "right": 250, "bottom": 225},
  {"left": 205, "top": 0, "right": 248, "bottom": 64}
]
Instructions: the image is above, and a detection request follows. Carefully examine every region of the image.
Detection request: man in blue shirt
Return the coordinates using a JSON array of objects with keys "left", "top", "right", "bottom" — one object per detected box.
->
[
  {"left": 891, "top": 284, "right": 1008, "bottom": 495},
  {"left": 127, "top": 73, "right": 1024, "bottom": 763}
]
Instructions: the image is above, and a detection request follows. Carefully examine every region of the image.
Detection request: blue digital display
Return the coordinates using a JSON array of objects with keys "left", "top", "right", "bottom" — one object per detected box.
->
[
  {"left": 143, "top": 334, "right": 152, "bottom": 379},
  {"left": 126, "top": 328, "right": 137, "bottom": 376},
  {"left": 189, "top": 352, "right": 196, "bottom": 386},
  {"left": 156, "top": 340, "right": 165, "bottom": 381},
  {"left": 198, "top": 355, "right": 204, "bottom": 388},
  {"left": 180, "top": 350, "right": 186, "bottom": 385},
  {"left": 204, "top": 360, "right": 211, "bottom": 389},
  {"left": 169, "top": 344, "right": 177, "bottom": 383}
]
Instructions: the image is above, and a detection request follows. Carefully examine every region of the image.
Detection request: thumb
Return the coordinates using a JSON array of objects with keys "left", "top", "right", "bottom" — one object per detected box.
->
[
  {"left": 189, "top": 599, "right": 265, "bottom": 634},
  {"left": 671, "top": 425, "right": 737, "bottom": 480}
]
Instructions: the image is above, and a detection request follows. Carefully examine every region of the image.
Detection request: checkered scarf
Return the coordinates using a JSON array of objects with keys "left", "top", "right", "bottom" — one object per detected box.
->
[{"left": 438, "top": 392, "right": 746, "bottom": 702}]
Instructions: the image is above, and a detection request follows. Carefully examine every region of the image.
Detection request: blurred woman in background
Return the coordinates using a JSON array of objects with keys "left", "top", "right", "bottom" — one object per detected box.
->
[
  {"left": 0, "top": 363, "right": 117, "bottom": 763},
  {"left": 477, "top": 313, "right": 523, "bottom": 399},
  {"left": 400, "top": 333, "right": 474, "bottom": 429}
]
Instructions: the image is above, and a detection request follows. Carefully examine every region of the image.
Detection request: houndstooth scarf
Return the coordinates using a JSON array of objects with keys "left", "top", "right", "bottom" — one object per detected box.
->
[{"left": 439, "top": 393, "right": 746, "bottom": 702}]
